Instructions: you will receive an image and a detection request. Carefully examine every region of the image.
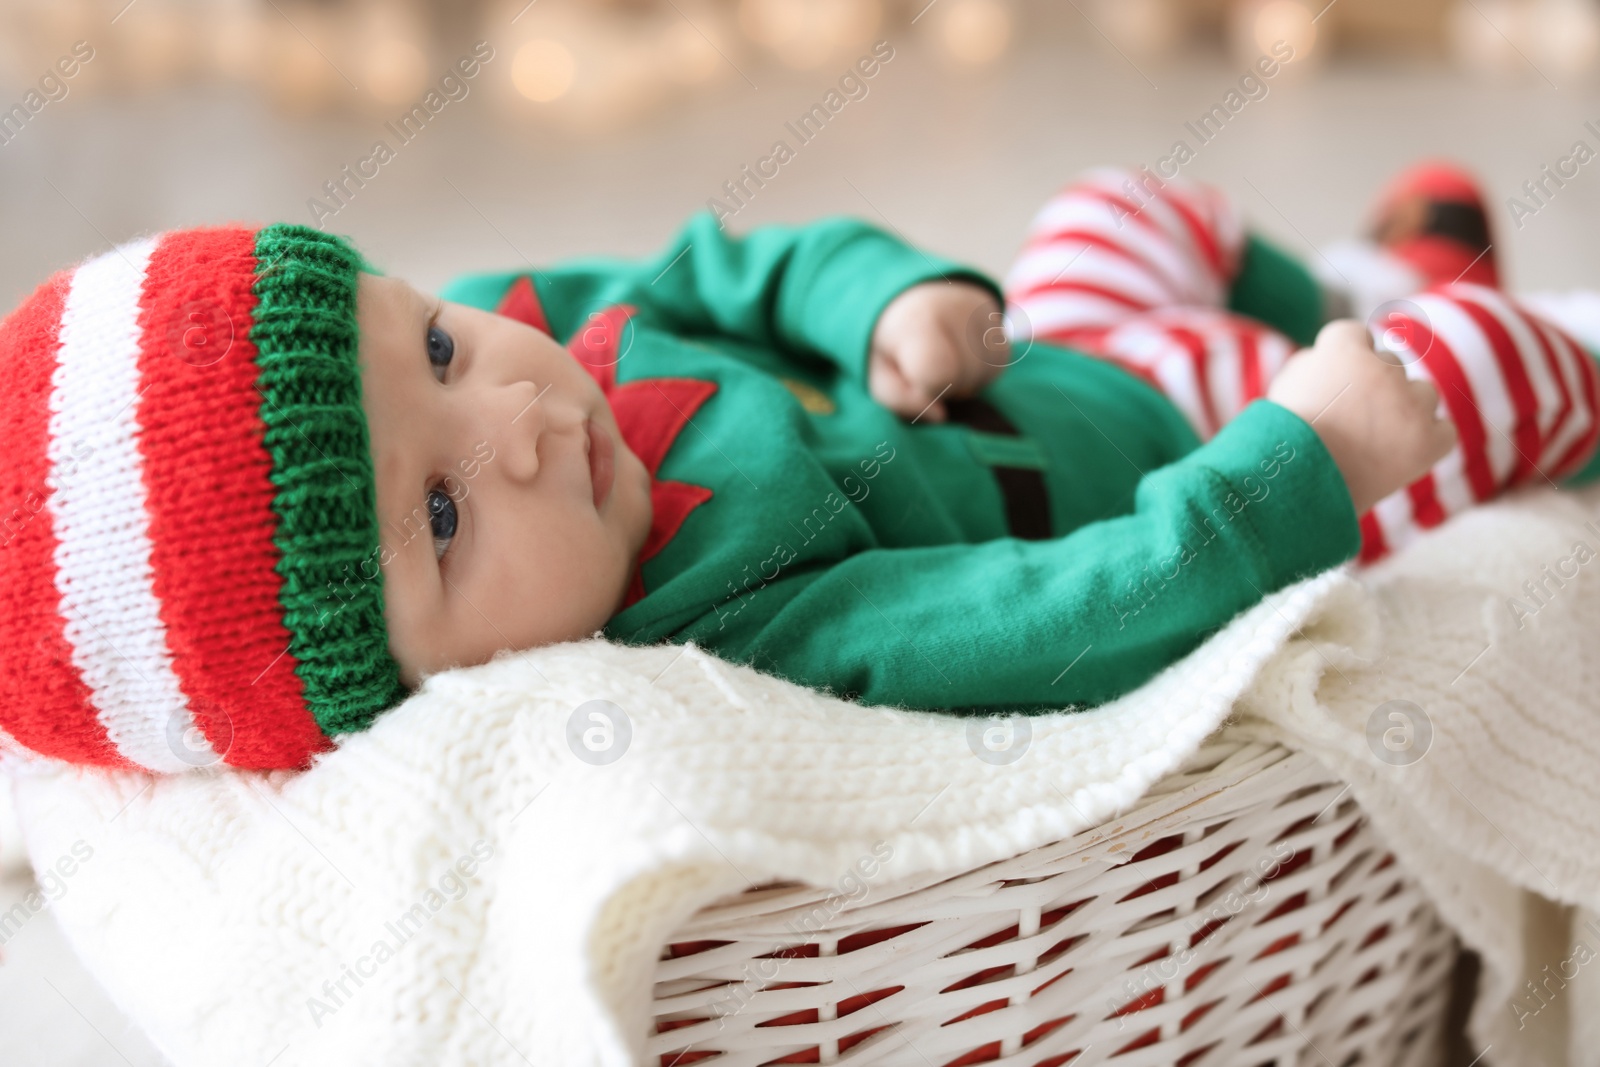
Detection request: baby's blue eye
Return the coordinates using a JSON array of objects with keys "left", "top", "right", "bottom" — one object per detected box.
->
[
  {"left": 427, "top": 324, "right": 454, "bottom": 381},
  {"left": 428, "top": 488, "right": 457, "bottom": 561}
]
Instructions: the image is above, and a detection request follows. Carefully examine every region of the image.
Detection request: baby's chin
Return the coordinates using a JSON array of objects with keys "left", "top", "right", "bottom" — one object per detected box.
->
[
  {"left": 617, "top": 443, "right": 655, "bottom": 558},
  {"left": 595, "top": 450, "right": 653, "bottom": 623}
]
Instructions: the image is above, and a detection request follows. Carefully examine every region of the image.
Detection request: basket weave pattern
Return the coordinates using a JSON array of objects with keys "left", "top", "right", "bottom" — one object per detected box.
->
[{"left": 651, "top": 741, "right": 1455, "bottom": 1066}]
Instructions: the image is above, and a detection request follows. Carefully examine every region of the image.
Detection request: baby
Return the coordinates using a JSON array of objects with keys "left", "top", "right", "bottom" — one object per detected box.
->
[{"left": 2, "top": 162, "right": 1593, "bottom": 772}]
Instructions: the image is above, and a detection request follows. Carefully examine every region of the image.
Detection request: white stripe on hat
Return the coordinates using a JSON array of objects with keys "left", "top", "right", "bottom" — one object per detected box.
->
[{"left": 47, "top": 238, "right": 219, "bottom": 773}]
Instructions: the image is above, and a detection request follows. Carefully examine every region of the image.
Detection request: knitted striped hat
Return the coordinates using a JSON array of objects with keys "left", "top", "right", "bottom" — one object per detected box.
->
[{"left": 0, "top": 224, "right": 407, "bottom": 773}]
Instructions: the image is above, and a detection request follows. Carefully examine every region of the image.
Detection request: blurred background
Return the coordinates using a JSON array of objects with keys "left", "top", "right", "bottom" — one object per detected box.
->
[
  {"left": 0, "top": 0, "right": 1596, "bottom": 1061},
  {"left": 5, "top": 0, "right": 1600, "bottom": 313}
]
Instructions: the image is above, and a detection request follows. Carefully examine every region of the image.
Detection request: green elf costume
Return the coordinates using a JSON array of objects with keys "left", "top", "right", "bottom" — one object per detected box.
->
[{"left": 445, "top": 211, "right": 1357, "bottom": 716}]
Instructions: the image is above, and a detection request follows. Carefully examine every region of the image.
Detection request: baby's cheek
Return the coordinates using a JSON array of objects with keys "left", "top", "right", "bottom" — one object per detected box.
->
[{"left": 524, "top": 509, "right": 631, "bottom": 636}]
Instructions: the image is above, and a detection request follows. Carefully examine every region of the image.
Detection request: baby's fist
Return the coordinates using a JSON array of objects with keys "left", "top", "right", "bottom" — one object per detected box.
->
[
  {"left": 1266, "top": 320, "right": 1457, "bottom": 516},
  {"left": 869, "top": 282, "right": 1009, "bottom": 422}
]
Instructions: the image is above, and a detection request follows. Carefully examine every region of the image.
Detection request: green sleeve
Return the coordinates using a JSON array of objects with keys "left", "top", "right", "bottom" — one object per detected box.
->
[
  {"left": 690, "top": 398, "right": 1361, "bottom": 712},
  {"left": 440, "top": 211, "right": 1001, "bottom": 383},
  {"left": 1227, "top": 233, "right": 1326, "bottom": 349}
]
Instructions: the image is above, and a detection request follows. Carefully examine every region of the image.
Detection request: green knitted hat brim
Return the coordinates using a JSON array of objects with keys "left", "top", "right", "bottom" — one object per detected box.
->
[{"left": 251, "top": 223, "right": 408, "bottom": 736}]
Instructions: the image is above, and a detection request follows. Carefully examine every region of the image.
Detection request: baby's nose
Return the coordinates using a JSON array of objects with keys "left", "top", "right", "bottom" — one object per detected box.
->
[{"left": 498, "top": 379, "right": 550, "bottom": 482}]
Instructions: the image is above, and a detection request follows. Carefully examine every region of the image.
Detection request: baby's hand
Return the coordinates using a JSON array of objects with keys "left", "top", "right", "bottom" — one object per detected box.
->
[
  {"left": 869, "top": 282, "right": 1009, "bottom": 423},
  {"left": 1266, "top": 320, "right": 1457, "bottom": 516}
]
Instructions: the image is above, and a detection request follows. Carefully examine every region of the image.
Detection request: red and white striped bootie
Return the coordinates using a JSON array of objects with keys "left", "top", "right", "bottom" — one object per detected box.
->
[{"left": 1319, "top": 160, "right": 1500, "bottom": 319}]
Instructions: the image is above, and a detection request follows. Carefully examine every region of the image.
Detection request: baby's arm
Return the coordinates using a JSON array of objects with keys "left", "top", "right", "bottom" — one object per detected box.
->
[
  {"left": 1266, "top": 320, "right": 1456, "bottom": 516},
  {"left": 868, "top": 282, "right": 1009, "bottom": 423},
  {"left": 690, "top": 318, "right": 1449, "bottom": 713},
  {"left": 440, "top": 212, "right": 1000, "bottom": 389},
  {"left": 677, "top": 398, "right": 1364, "bottom": 712}
]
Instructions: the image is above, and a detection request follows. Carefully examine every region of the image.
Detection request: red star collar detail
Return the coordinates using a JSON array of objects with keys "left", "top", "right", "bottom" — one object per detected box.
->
[{"left": 495, "top": 279, "right": 716, "bottom": 608}]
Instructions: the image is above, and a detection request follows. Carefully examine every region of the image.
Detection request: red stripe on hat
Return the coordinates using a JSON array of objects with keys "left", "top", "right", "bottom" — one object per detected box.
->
[
  {"left": 0, "top": 274, "right": 134, "bottom": 766},
  {"left": 1450, "top": 292, "right": 1542, "bottom": 487},
  {"left": 132, "top": 227, "right": 330, "bottom": 770}
]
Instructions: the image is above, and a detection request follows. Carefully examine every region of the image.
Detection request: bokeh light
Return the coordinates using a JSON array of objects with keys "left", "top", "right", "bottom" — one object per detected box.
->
[
  {"left": 1254, "top": 0, "right": 1318, "bottom": 60},
  {"left": 738, "top": 0, "right": 881, "bottom": 69},
  {"left": 1530, "top": 0, "right": 1600, "bottom": 80},
  {"left": 1088, "top": 0, "right": 1184, "bottom": 60},
  {"left": 939, "top": 0, "right": 1013, "bottom": 66},
  {"left": 513, "top": 38, "right": 577, "bottom": 102}
]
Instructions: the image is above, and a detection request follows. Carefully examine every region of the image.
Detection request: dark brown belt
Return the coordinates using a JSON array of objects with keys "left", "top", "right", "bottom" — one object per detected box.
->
[{"left": 944, "top": 397, "right": 1053, "bottom": 541}]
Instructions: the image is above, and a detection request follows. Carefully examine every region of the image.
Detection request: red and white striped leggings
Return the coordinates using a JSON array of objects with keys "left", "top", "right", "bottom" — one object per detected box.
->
[{"left": 1004, "top": 168, "right": 1600, "bottom": 564}]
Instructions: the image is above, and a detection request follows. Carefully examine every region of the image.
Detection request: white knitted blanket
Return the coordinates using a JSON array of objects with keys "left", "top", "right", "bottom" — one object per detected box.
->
[{"left": 9, "top": 483, "right": 1600, "bottom": 1067}]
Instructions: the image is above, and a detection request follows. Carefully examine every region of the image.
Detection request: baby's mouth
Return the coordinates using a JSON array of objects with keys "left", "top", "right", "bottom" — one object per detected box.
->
[{"left": 586, "top": 418, "right": 615, "bottom": 510}]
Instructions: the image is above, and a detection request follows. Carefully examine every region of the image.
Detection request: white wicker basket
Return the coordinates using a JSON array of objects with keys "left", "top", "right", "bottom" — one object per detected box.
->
[{"left": 650, "top": 740, "right": 1456, "bottom": 1067}]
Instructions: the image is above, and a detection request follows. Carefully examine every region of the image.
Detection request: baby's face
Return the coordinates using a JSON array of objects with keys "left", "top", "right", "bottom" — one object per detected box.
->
[{"left": 356, "top": 274, "right": 652, "bottom": 687}]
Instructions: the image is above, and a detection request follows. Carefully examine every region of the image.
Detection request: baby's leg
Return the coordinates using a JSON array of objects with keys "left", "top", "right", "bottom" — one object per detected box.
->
[
  {"left": 1004, "top": 166, "right": 1243, "bottom": 337},
  {"left": 1358, "top": 285, "right": 1600, "bottom": 562},
  {"left": 1004, "top": 168, "right": 1600, "bottom": 565},
  {"left": 1004, "top": 167, "right": 1315, "bottom": 442}
]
